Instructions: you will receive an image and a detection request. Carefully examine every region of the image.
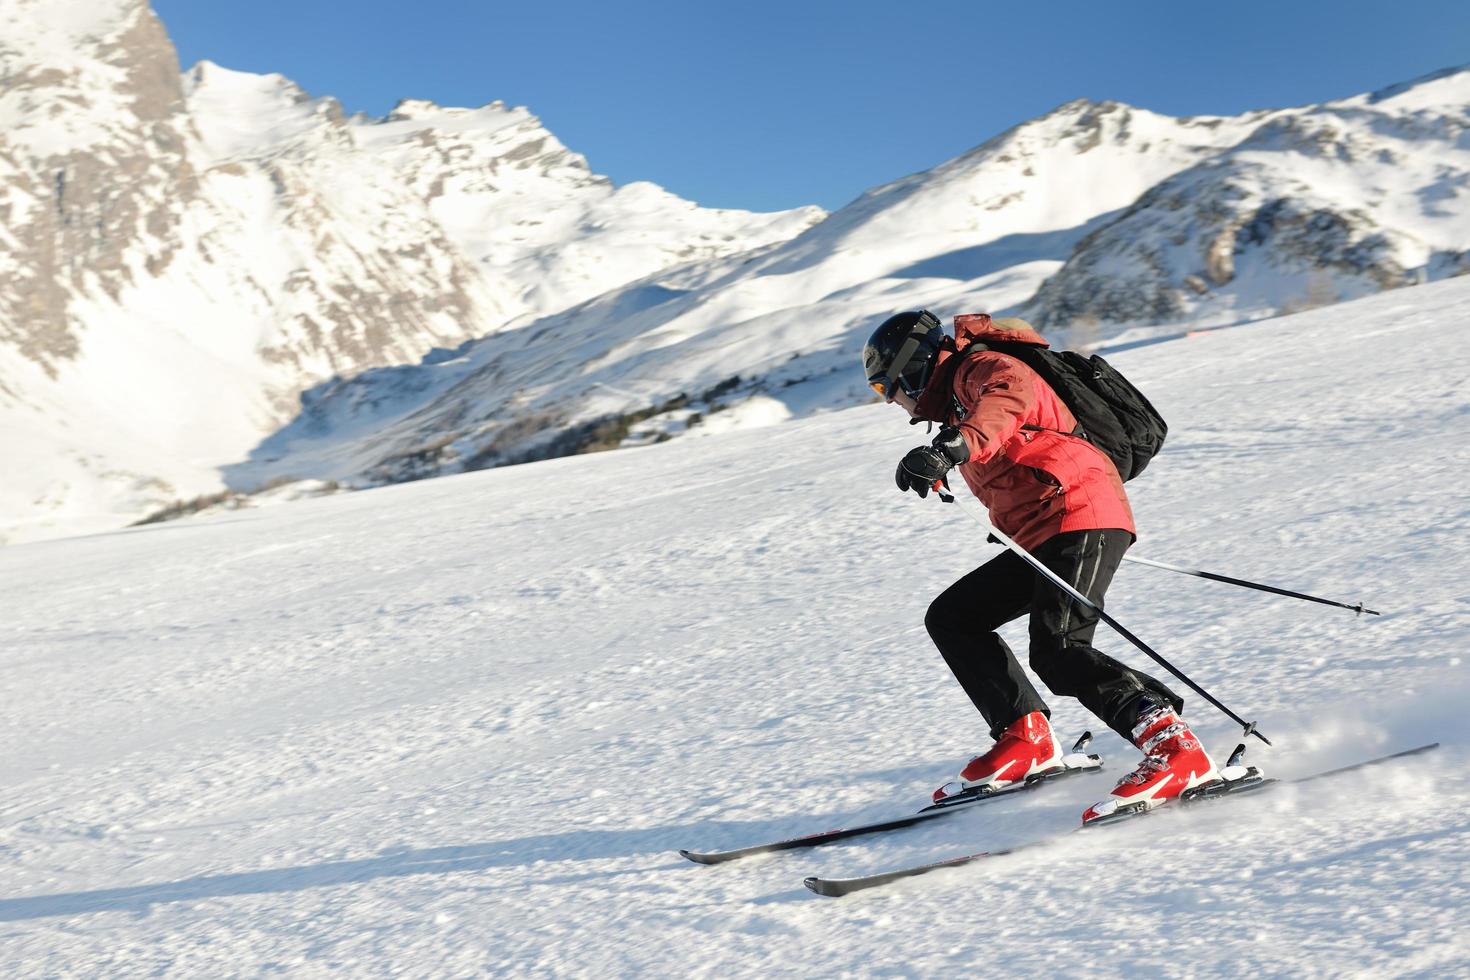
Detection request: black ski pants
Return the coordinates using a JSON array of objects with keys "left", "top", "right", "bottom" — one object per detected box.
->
[{"left": 924, "top": 528, "right": 1181, "bottom": 741}]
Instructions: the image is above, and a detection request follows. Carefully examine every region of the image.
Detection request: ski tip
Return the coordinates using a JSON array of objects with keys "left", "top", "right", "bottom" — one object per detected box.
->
[
  {"left": 678, "top": 849, "right": 722, "bottom": 865},
  {"left": 803, "top": 875, "right": 841, "bottom": 898}
]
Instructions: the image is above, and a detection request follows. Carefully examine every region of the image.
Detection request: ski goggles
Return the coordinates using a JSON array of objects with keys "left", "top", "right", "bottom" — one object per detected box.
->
[
  {"left": 868, "top": 376, "right": 927, "bottom": 400},
  {"left": 868, "top": 311, "right": 943, "bottom": 402}
]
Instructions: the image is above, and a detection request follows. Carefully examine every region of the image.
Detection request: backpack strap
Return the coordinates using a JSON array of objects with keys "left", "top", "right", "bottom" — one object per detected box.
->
[
  {"left": 958, "top": 341, "right": 1084, "bottom": 438},
  {"left": 950, "top": 341, "right": 985, "bottom": 422}
]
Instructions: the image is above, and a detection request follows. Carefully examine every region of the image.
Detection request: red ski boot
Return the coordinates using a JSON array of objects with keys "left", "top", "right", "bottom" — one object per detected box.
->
[
  {"left": 1081, "top": 702, "right": 1220, "bottom": 824},
  {"left": 932, "top": 711, "right": 1065, "bottom": 803}
]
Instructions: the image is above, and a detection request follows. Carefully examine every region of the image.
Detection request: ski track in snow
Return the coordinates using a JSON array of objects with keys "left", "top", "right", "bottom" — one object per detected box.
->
[{"left": 2, "top": 280, "right": 1469, "bottom": 976}]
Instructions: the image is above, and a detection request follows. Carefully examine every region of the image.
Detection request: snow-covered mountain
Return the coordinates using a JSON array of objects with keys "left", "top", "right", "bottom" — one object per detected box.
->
[
  {"left": 1024, "top": 69, "right": 1470, "bottom": 327},
  {"left": 3, "top": 277, "right": 1467, "bottom": 974},
  {"left": 0, "top": 0, "right": 821, "bottom": 544},
  {"left": 6, "top": 0, "right": 1470, "bottom": 546},
  {"left": 232, "top": 69, "right": 1470, "bottom": 494}
]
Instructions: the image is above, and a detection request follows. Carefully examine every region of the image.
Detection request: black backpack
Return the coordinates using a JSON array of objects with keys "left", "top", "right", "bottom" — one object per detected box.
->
[{"left": 968, "top": 340, "right": 1168, "bottom": 482}]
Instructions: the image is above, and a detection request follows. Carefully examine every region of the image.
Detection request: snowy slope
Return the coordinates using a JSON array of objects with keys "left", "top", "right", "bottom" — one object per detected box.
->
[
  {"left": 2, "top": 278, "right": 1467, "bottom": 975},
  {"left": 246, "top": 68, "right": 1470, "bottom": 496},
  {"left": 0, "top": 0, "right": 821, "bottom": 545}
]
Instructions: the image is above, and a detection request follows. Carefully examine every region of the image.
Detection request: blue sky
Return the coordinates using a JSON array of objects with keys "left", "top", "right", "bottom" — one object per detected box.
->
[{"left": 152, "top": 0, "right": 1470, "bottom": 213}]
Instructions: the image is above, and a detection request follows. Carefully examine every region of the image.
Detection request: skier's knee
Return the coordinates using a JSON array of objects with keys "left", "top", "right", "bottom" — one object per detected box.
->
[
  {"left": 1028, "top": 642, "right": 1068, "bottom": 686},
  {"left": 924, "top": 598, "right": 954, "bottom": 640}
]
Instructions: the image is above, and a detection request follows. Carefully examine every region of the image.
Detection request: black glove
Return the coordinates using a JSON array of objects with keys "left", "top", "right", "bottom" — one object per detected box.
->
[{"left": 895, "top": 426, "right": 970, "bottom": 498}]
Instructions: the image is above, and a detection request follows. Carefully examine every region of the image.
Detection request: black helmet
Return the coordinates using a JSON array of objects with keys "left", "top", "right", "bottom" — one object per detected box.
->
[{"left": 862, "top": 310, "right": 946, "bottom": 402}]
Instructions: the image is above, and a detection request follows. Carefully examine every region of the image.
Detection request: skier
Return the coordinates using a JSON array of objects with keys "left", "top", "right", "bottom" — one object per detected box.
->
[{"left": 862, "top": 310, "right": 1219, "bottom": 822}]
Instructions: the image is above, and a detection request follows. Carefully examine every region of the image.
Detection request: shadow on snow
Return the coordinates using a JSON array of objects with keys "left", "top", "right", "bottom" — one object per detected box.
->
[{"left": 0, "top": 818, "right": 802, "bottom": 923}]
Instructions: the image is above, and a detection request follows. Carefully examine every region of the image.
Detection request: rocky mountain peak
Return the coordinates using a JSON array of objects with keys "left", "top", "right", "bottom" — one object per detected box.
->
[
  {"left": 1022, "top": 72, "right": 1470, "bottom": 330},
  {"left": 0, "top": 0, "right": 825, "bottom": 544},
  {"left": 184, "top": 59, "right": 347, "bottom": 161},
  {"left": 184, "top": 60, "right": 312, "bottom": 105}
]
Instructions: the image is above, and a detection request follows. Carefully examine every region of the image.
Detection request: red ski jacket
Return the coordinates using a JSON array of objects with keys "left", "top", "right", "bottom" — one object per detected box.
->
[{"left": 913, "top": 314, "right": 1136, "bottom": 551}]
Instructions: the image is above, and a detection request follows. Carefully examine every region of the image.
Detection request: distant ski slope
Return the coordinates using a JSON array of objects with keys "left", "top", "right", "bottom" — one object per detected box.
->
[{"left": 1, "top": 278, "right": 1467, "bottom": 975}]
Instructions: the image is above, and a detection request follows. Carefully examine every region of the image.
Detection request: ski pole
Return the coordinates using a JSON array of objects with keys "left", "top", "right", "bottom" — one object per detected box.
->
[
  {"left": 1121, "top": 554, "right": 1380, "bottom": 616},
  {"left": 938, "top": 486, "right": 1271, "bottom": 746}
]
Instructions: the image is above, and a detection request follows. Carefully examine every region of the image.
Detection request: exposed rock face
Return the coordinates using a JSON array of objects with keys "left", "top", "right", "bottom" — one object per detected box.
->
[
  {"left": 1023, "top": 74, "right": 1470, "bottom": 329},
  {"left": 0, "top": 0, "right": 823, "bottom": 542},
  {"left": 0, "top": 0, "right": 196, "bottom": 374}
]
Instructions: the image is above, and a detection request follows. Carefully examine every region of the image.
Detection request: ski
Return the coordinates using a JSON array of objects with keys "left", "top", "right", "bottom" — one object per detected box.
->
[
  {"left": 802, "top": 741, "right": 1440, "bottom": 897},
  {"left": 678, "top": 733, "right": 1103, "bottom": 865}
]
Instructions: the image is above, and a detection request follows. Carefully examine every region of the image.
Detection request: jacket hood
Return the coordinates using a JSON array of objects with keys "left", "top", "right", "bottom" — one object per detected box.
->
[
  {"left": 911, "top": 314, "right": 1050, "bottom": 421},
  {"left": 954, "top": 313, "right": 1051, "bottom": 350}
]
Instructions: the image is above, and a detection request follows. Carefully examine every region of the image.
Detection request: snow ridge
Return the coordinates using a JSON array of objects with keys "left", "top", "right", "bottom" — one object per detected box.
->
[{"left": 230, "top": 69, "right": 1470, "bottom": 498}]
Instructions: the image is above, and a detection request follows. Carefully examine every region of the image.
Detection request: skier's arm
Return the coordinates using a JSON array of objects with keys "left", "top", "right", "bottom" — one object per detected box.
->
[
  {"left": 951, "top": 356, "right": 1035, "bottom": 463},
  {"left": 894, "top": 354, "right": 1035, "bottom": 498}
]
